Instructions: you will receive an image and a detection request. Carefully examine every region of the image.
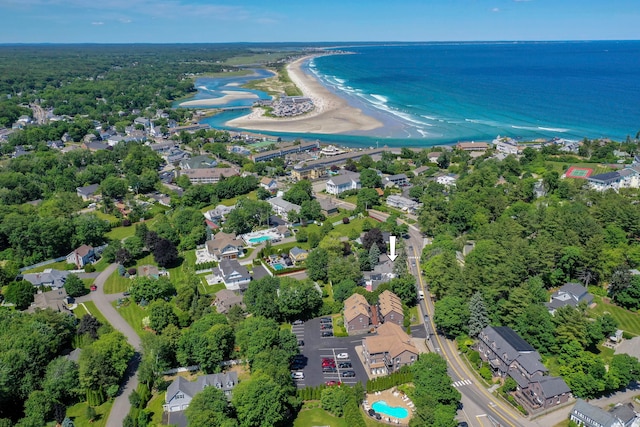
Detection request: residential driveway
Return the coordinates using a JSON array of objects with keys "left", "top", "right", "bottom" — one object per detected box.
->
[
  {"left": 293, "top": 317, "right": 369, "bottom": 388},
  {"left": 89, "top": 263, "right": 142, "bottom": 427}
]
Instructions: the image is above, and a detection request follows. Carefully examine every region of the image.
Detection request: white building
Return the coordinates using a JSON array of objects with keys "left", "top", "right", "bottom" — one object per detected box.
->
[{"left": 326, "top": 171, "right": 361, "bottom": 195}]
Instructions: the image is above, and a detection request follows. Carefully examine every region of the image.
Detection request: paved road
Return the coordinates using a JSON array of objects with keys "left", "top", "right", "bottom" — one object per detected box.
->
[{"left": 90, "top": 263, "right": 142, "bottom": 427}]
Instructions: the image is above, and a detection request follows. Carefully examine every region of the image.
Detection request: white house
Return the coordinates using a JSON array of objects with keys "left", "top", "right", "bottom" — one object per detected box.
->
[
  {"left": 386, "top": 194, "right": 422, "bottom": 213},
  {"left": 211, "top": 259, "right": 251, "bottom": 291},
  {"left": 267, "top": 197, "right": 300, "bottom": 218},
  {"left": 66, "top": 245, "right": 95, "bottom": 268},
  {"left": 326, "top": 171, "right": 360, "bottom": 195}
]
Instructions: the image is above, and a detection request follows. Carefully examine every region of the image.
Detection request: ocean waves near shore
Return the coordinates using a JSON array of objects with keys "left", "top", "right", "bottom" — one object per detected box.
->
[{"left": 309, "top": 42, "right": 640, "bottom": 142}]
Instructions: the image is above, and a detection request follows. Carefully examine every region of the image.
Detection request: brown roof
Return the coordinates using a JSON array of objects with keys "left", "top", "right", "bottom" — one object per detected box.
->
[
  {"left": 75, "top": 244, "right": 93, "bottom": 257},
  {"left": 456, "top": 142, "right": 489, "bottom": 151},
  {"left": 260, "top": 176, "right": 276, "bottom": 185},
  {"left": 364, "top": 322, "right": 418, "bottom": 359},
  {"left": 344, "top": 293, "right": 370, "bottom": 323},
  {"left": 206, "top": 232, "right": 242, "bottom": 254},
  {"left": 378, "top": 290, "right": 403, "bottom": 318}
]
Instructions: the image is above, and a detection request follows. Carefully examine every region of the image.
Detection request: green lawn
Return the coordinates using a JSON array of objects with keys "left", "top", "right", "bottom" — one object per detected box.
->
[
  {"left": 74, "top": 300, "right": 110, "bottom": 326},
  {"left": 51, "top": 399, "right": 113, "bottom": 427},
  {"left": 292, "top": 404, "right": 347, "bottom": 427},
  {"left": 202, "top": 280, "right": 224, "bottom": 296},
  {"left": 113, "top": 300, "right": 148, "bottom": 336},
  {"left": 407, "top": 306, "right": 421, "bottom": 326},
  {"left": 291, "top": 404, "right": 385, "bottom": 427},
  {"left": 104, "top": 270, "right": 131, "bottom": 294},
  {"left": 146, "top": 393, "right": 165, "bottom": 427},
  {"left": 106, "top": 218, "right": 157, "bottom": 241},
  {"left": 21, "top": 260, "right": 70, "bottom": 273},
  {"left": 167, "top": 251, "right": 196, "bottom": 287},
  {"left": 589, "top": 295, "right": 640, "bottom": 336},
  {"left": 93, "top": 210, "right": 120, "bottom": 223}
]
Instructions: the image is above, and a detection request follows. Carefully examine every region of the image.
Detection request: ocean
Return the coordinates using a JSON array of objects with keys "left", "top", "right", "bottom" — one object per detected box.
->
[{"left": 202, "top": 41, "right": 640, "bottom": 147}]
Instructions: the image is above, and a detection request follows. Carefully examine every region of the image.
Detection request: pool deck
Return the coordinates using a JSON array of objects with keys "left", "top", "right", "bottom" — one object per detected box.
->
[{"left": 364, "top": 389, "right": 413, "bottom": 425}]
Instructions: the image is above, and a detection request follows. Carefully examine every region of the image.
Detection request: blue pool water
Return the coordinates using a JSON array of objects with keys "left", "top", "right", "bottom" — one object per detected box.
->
[
  {"left": 272, "top": 263, "right": 285, "bottom": 271},
  {"left": 372, "top": 400, "right": 408, "bottom": 419},
  {"left": 249, "top": 236, "right": 272, "bottom": 244}
]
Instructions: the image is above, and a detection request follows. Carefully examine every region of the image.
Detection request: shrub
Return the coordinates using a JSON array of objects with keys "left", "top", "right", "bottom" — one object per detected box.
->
[
  {"left": 468, "top": 350, "right": 481, "bottom": 367},
  {"left": 84, "top": 263, "right": 96, "bottom": 273},
  {"left": 127, "top": 267, "right": 137, "bottom": 276},
  {"left": 478, "top": 364, "right": 492, "bottom": 382},
  {"left": 342, "top": 217, "right": 350, "bottom": 224},
  {"left": 122, "top": 219, "right": 132, "bottom": 227}
]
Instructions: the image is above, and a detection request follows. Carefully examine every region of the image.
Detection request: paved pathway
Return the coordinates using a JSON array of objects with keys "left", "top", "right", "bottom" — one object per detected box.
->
[{"left": 89, "top": 263, "right": 142, "bottom": 427}]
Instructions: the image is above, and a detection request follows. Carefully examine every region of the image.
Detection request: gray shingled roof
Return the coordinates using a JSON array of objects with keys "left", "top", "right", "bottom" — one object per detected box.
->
[
  {"left": 572, "top": 399, "right": 619, "bottom": 427},
  {"left": 166, "top": 372, "right": 238, "bottom": 404},
  {"left": 219, "top": 259, "right": 250, "bottom": 281},
  {"left": 609, "top": 403, "right": 636, "bottom": 425},
  {"left": 588, "top": 171, "right": 621, "bottom": 184},
  {"left": 328, "top": 171, "right": 360, "bottom": 186},
  {"left": 535, "top": 375, "right": 570, "bottom": 398}
]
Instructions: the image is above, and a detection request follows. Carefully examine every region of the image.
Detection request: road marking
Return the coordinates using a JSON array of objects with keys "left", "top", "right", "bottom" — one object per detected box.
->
[{"left": 453, "top": 379, "right": 472, "bottom": 387}]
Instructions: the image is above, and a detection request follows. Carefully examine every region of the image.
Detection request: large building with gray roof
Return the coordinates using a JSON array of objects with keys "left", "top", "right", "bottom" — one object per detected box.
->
[{"left": 478, "top": 326, "right": 570, "bottom": 410}]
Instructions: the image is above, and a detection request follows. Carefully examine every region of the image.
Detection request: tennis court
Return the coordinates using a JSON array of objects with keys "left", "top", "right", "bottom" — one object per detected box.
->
[{"left": 565, "top": 166, "right": 594, "bottom": 179}]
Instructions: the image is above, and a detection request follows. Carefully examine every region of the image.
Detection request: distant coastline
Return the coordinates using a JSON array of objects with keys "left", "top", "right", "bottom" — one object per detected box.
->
[{"left": 225, "top": 54, "right": 384, "bottom": 135}]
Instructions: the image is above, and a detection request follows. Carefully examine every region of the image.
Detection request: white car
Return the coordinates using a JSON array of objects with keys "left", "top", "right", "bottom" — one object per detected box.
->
[
  {"left": 291, "top": 371, "right": 304, "bottom": 380},
  {"left": 336, "top": 353, "right": 349, "bottom": 360},
  {"left": 418, "top": 290, "right": 425, "bottom": 300}
]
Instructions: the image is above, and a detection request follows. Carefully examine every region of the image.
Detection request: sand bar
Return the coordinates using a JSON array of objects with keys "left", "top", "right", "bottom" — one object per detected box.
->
[
  {"left": 180, "top": 91, "right": 258, "bottom": 107},
  {"left": 226, "top": 55, "right": 383, "bottom": 134}
]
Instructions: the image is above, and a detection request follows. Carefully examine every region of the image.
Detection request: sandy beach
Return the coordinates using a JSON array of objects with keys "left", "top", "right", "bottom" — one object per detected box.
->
[
  {"left": 226, "top": 55, "right": 383, "bottom": 134},
  {"left": 179, "top": 91, "right": 258, "bottom": 107}
]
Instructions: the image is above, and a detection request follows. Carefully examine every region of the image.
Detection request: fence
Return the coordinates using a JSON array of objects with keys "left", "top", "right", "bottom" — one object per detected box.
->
[{"left": 19, "top": 256, "right": 67, "bottom": 272}]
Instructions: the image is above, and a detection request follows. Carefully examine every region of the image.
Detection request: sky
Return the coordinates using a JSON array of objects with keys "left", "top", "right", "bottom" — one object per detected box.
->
[{"left": 0, "top": 0, "right": 638, "bottom": 44}]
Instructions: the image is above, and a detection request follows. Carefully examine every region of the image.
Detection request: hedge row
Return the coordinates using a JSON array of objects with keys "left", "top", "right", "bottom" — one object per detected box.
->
[
  {"left": 297, "top": 384, "right": 327, "bottom": 401},
  {"left": 365, "top": 367, "right": 413, "bottom": 393},
  {"left": 195, "top": 260, "right": 218, "bottom": 270}
]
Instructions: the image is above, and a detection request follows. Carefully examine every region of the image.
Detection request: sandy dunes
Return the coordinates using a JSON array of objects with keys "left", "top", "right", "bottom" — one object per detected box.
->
[{"left": 179, "top": 91, "right": 258, "bottom": 107}]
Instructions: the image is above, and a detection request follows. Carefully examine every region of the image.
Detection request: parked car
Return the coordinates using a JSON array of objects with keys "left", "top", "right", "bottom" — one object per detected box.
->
[
  {"left": 322, "top": 360, "right": 336, "bottom": 367},
  {"left": 338, "top": 362, "right": 352, "bottom": 369},
  {"left": 292, "top": 319, "right": 304, "bottom": 325},
  {"left": 320, "top": 317, "right": 332, "bottom": 323},
  {"left": 322, "top": 366, "right": 337, "bottom": 373},
  {"left": 341, "top": 370, "right": 356, "bottom": 378},
  {"left": 321, "top": 331, "right": 334, "bottom": 337},
  {"left": 297, "top": 340, "right": 304, "bottom": 346},
  {"left": 291, "top": 371, "right": 304, "bottom": 380},
  {"left": 336, "top": 353, "right": 349, "bottom": 360},
  {"left": 326, "top": 380, "right": 341, "bottom": 386},
  {"left": 322, "top": 357, "right": 335, "bottom": 362},
  {"left": 321, "top": 324, "right": 333, "bottom": 330}
]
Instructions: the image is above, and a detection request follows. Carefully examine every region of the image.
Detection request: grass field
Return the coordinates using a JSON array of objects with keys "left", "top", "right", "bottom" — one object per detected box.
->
[
  {"left": 292, "top": 404, "right": 347, "bottom": 427},
  {"left": 167, "top": 251, "right": 196, "bottom": 287},
  {"left": 104, "top": 270, "right": 131, "bottom": 294},
  {"left": 113, "top": 300, "right": 148, "bottom": 337},
  {"left": 590, "top": 295, "right": 640, "bottom": 336},
  {"left": 106, "top": 218, "right": 157, "bottom": 241},
  {"left": 146, "top": 393, "right": 165, "bottom": 426},
  {"left": 21, "top": 260, "right": 70, "bottom": 273},
  {"left": 74, "top": 300, "right": 110, "bottom": 326},
  {"left": 50, "top": 400, "right": 113, "bottom": 427}
]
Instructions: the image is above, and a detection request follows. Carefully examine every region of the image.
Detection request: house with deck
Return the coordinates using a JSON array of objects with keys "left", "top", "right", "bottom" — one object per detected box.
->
[
  {"left": 211, "top": 259, "right": 251, "bottom": 291},
  {"left": 477, "top": 326, "right": 570, "bottom": 410},
  {"left": 206, "top": 232, "right": 244, "bottom": 262},
  {"left": 362, "top": 322, "right": 418, "bottom": 376}
]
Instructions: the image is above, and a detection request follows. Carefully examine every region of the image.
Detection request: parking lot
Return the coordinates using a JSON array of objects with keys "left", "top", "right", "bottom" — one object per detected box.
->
[{"left": 290, "top": 317, "right": 369, "bottom": 388}]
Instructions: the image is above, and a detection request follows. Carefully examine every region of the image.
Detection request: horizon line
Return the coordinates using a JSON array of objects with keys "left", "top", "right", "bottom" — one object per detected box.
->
[{"left": 0, "top": 39, "right": 639, "bottom": 46}]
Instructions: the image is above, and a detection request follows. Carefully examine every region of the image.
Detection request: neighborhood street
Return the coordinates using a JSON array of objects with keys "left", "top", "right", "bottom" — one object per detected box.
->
[{"left": 82, "top": 263, "right": 142, "bottom": 427}]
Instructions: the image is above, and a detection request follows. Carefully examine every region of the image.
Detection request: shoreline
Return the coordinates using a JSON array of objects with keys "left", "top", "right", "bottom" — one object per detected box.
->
[
  {"left": 225, "top": 54, "right": 384, "bottom": 135},
  {"left": 179, "top": 91, "right": 259, "bottom": 107}
]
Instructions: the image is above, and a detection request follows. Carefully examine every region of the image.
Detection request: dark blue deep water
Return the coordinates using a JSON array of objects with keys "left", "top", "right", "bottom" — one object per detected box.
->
[{"left": 204, "top": 42, "right": 640, "bottom": 147}]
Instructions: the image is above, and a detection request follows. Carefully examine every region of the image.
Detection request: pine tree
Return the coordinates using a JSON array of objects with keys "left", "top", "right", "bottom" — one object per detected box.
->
[
  {"left": 468, "top": 291, "right": 489, "bottom": 337},
  {"left": 369, "top": 244, "right": 381, "bottom": 268},
  {"left": 393, "top": 246, "right": 409, "bottom": 276}
]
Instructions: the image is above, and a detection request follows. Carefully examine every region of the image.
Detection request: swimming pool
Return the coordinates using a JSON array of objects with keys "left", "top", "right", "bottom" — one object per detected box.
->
[
  {"left": 372, "top": 400, "right": 408, "bottom": 419},
  {"left": 272, "top": 263, "right": 285, "bottom": 271},
  {"left": 249, "top": 236, "right": 272, "bottom": 244}
]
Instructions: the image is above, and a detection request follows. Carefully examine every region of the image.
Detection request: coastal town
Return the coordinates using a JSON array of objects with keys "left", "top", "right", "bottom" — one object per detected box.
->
[{"left": 0, "top": 44, "right": 640, "bottom": 427}]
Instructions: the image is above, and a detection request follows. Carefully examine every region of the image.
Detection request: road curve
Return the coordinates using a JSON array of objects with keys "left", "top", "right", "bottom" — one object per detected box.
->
[{"left": 90, "top": 263, "right": 142, "bottom": 427}]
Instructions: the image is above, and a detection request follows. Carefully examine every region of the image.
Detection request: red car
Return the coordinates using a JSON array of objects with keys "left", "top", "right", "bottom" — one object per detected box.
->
[
  {"left": 322, "top": 361, "right": 336, "bottom": 368},
  {"left": 90, "top": 284, "right": 97, "bottom": 291},
  {"left": 325, "top": 381, "right": 342, "bottom": 386}
]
